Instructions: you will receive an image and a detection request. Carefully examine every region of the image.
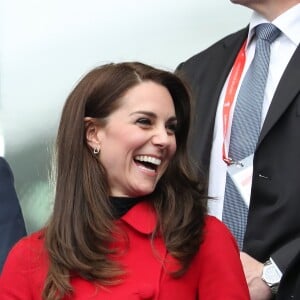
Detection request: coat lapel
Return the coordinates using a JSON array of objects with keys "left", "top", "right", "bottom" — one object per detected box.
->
[
  {"left": 189, "top": 28, "right": 248, "bottom": 171},
  {"left": 258, "top": 44, "right": 300, "bottom": 145},
  {"left": 210, "top": 29, "right": 249, "bottom": 109}
]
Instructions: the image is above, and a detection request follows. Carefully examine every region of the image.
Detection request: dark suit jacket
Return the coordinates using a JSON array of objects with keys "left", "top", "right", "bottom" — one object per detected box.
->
[
  {"left": 277, "top": 250, "right": 300, "bottom": 299},
  {"left": 177, "top": 27, "right": 300, "bottom": 273},
  {"left": 0, "top": 157, "right": 26, "bottom": 273}
]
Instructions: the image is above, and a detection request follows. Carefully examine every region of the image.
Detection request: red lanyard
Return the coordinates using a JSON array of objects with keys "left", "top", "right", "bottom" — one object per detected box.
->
[{"left": 222, "top": 41, "right": 247, "bottom": 165}]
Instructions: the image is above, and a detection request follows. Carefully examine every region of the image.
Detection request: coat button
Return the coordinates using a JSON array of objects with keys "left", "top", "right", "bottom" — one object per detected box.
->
[{"left": 137, "top": 284, "right": 155, "bottom": 299}]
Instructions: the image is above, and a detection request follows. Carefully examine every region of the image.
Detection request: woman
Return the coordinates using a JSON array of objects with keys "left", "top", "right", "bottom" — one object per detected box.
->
[{"left": 0, "top": 62, "right": 249, "bottom": 299}]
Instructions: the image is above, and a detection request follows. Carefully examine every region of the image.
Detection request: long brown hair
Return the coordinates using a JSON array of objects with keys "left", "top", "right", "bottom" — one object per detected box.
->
[{"left": 43, "top": 62, "right": 207, "bottom": 299}]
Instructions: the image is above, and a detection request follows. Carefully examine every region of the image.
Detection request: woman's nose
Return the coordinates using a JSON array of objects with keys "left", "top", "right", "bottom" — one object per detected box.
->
[{"left": 151, "top": 127, "right": 172, "bottom": 148}]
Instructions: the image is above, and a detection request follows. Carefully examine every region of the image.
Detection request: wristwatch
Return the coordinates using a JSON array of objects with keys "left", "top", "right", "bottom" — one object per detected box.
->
[{"left": 261, "top": 259, "right": 282, "bottom": 294}]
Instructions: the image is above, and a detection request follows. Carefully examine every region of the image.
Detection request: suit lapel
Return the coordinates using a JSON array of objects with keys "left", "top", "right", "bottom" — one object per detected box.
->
[
  {"left": 258, "top": 44, "right": 300, "bottom": 145},
  {"left": 211, "top": 30, "right": 248, "bottom": 106},
  {"left": 189, "top": 29, "right": 248, "bottom": 170}
]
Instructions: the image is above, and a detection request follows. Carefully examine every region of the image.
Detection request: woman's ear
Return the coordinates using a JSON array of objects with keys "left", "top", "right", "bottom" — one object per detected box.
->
[{"left": 84, "top": 117, "right": 102, "bottom": 150}]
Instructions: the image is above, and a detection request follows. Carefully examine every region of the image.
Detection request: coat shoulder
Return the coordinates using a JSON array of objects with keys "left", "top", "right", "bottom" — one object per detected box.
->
[
  {"left": 176, "top": 27, "right": 248, "bottom": 72},
  {"left": 3, "top": 230, "right": 46, "bottom": 270}
]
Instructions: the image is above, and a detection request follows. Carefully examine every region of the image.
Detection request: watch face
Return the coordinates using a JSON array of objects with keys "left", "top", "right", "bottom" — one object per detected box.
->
[{"left": 263, "top": 264, "right": 281, "bottom": 285}]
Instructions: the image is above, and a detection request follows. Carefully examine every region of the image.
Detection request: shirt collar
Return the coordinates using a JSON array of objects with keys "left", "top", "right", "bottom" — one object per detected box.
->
[{"left": 246, "top": 3, "right": 300, "bottom": 48}]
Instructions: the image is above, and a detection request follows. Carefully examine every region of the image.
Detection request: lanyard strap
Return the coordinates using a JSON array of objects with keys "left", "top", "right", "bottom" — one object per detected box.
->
[{"left": 222, "top": 41, "right": 247, "bottom": 165}]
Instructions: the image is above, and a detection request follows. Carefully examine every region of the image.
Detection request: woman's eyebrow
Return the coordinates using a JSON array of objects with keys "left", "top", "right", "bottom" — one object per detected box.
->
[
  {"left": 129, "top": 111, "right": 156, "bottom": 117},
  {"left": 130, "top": 111, "right": 177, "bottom": 122},
  {"left": 168, "top": 116, "right": 178, "bottom": 123}
]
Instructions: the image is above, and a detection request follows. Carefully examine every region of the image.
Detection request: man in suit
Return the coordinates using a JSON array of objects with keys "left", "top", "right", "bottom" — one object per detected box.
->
[
  {"left": 0, "top": 157, "right": 27, "bottom": 273},
  {"left": 177, "top": 1, "right": 300, "bottom": 299}
]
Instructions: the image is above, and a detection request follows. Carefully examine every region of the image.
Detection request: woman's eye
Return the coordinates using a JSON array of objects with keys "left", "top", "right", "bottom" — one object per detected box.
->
[
  {"left": 167, "top": 123, "right": 177, "bottom": 134},
  {"left": 136, "top": 118, "right": 151, "bottom": 126}
]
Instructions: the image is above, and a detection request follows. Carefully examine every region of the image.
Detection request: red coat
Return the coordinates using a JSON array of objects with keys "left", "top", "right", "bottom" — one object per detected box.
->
[{"left": 0, "top": 201, "right": 249, "bottom": 299}]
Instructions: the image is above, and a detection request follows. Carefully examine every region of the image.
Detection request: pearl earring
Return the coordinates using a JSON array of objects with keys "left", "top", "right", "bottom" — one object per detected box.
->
[{"left": 93, "top": 147, "right": 100, "bottom": 154}]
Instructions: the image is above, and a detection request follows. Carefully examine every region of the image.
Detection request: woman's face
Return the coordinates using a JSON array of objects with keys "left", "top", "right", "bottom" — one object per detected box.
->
[{"left": 96, "top": 81, "right": 177, "bottom": 197}]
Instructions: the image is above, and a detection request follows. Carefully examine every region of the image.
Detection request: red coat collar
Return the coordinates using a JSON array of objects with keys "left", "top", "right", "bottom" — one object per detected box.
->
[{"left": 120, "top": 201, "right": 157, "bottom": 234}]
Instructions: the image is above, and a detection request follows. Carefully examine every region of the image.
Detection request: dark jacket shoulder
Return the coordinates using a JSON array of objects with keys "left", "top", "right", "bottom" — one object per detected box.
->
[{"left": 177, "top": 27, "right": 248, "bottom": 73}]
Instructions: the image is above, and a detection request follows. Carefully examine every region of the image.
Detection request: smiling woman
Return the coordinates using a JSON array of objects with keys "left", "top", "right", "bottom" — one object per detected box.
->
[
  {"left": 85, "top": 81, "right": 177, "bottom": 197},
  {"left": 0, "top": 0, "right": 251, "bottom": 244},
  {"left": 0, "top": 62, "right": 250, "bottom": 300}
]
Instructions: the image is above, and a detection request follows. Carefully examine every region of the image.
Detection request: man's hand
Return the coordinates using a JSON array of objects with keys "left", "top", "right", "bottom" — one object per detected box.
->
[{"left": 240, "top": 252, "right": 272, "bottom": 300}]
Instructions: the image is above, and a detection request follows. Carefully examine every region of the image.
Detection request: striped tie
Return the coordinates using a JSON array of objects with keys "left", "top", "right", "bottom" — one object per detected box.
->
[{"left": 222, "top": 23, "right": 281, "bottom": 249}]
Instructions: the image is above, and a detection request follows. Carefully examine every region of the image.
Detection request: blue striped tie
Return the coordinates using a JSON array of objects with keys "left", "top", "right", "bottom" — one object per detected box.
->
[{"left": 222, "top": 23, "right": 281, "bottom": 249}]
